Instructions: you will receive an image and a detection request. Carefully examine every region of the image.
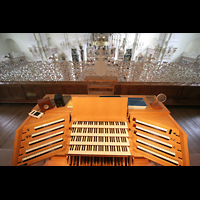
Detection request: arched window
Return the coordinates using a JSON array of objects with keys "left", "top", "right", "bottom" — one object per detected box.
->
[
  {"left": 185, "top": 38, "right": 200, "bottom": 54},
  {"left": 5, "top": 38, "right": 21, "bottom": 53}
]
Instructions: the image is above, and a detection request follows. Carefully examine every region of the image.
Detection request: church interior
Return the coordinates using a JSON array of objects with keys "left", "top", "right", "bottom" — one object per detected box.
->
[{"left": 0, "top": 33, "right": 200, "bottom": 166}]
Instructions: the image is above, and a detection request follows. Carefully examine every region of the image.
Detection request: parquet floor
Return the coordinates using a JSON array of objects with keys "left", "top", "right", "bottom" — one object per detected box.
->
[
  {"left": 166, "top": 105, "right": 200, "bottom": 155},
  {"left": 0, "top": 103, "right": 200, "bottom": 165},
  {"left": 0, "top": 103, "right": 36, "bottom": 149}
]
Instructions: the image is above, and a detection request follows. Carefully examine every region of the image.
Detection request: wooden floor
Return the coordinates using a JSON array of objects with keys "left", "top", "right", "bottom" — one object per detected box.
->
[
  {"left": 167, "top": 106, "right": 200, "bottom": 154},
  {"left": 0, "top": 103, "right": 200, "bottom": 165},
  {"left": 0, "top": 103, "right": 36, "bottom": 149}
]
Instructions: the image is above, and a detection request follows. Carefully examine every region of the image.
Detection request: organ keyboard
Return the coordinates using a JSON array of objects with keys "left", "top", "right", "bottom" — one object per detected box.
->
[
  {"left": 12, "top": 94, "right": 190, "bottom": 166},
  {"left": 69, "top": 122, "right": 130, "bottom": 156}
]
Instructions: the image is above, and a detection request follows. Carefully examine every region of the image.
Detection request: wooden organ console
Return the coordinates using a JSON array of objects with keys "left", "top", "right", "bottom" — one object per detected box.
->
[{"left": 12, "top": 95, "right": 190, "bottom": 166}]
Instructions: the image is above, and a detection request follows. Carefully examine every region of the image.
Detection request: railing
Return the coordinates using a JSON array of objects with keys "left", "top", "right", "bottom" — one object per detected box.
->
[{"left": 0, "top": 58, "right": 199, "bottom": 85}]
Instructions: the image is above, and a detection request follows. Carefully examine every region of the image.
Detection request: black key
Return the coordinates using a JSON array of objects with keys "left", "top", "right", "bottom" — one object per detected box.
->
[
  {"left": 87, "top": 157, "right": 89, "bottom": 164},
  {"left": 70, "top": 156, "right": 72, "bottom": 166},
  {"left": 97, "top": 157, "right": 99, "bottom": 164},
  {"left": 84, "top": 157, "right": 86, "bottom": 164},
  {"left": 114, "top": 157, "right": 116, "bottom": 166},
  {"left": 77, "top": 156, "right": 79, "bottom": 166},
  {"left": 73, "top": 156, "right": 76, "bottom": 165},
  {"left": 94, "top": 157, "right": 96, "bottom": 164},
  {"left": 81, "top": 156, "right": 83, "bottom": 165},
  {"left": 91, "top": 157, "right": 93, "bottom": 166}
]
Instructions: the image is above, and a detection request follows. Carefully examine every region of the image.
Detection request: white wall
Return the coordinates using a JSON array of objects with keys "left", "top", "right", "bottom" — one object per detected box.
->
[
  {"left": 0, "top": 34, "right": 9, "bottom": 55},
  {"left": 1, "top": 33, "right": 200, "bottom": 63},
  {"left": 132, "top": 33, "right": 160, "bottom": 59},
  {"left": 171, "top": 33, "right": 200, "bottom": 62},
  {"left": 0, "top": 33, "right": 36, "bottom": 61},
  {"left": 185, "top": 38, "right": 200, "bottom": 54}
]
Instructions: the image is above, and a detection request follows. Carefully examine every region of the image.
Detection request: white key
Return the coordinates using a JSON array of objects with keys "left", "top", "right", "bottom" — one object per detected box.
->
[
  {"left": 68, "top": 144, "right": 131, "bottom": 156},
  {"left": 30, "top": 131, "right": 64, "bottom": 145},
  {"left": 137, "top": 145, "right": 178, "bottom": 165},
  {"left": 136, "top": 125, "right": 169, "bottom": 140},
  {"left": 22, "top": 144, "right": 63, "bottom": 162},
  {"left": 136, "top": 119, "right": 167, "bottom": 132},
  {"left": 136, "top": 132, "right": 172, "bottom": 148},
  {"left": 72, "top": 121, "right": 128, "bottom": 128},
  {"left": 71, "top": 128, "right": 129, "bottom": 137},
  {"left": 136, "top": 139, "right": 175, "bottom": 156},
  {"left": 26, "top": 138, "right": 63, "bottom": 153},
  {"left": 34, "top": 119, "right": 65, "bottom": 130},
  {"left": 32, "top": 125, "right": 64, "bottom": 138}
]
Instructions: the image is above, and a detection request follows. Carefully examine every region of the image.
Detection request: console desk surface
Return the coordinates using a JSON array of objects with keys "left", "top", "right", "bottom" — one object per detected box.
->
[{"left": 12, "top": 94, "right": 190, "bottom": 166}]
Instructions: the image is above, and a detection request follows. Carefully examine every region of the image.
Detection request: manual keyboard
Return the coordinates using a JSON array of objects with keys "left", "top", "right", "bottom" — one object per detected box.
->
[
  {"left": 72, "top": 121, "right": 128, "bottom": 128},
  {"left": 68, "top": 121, "right": 130, "bottom": 156}
]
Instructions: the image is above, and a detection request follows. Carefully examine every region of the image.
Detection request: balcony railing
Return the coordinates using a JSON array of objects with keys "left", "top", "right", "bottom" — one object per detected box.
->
[{"left": 0, "top": 58, "right": 199, "bottom": 85}]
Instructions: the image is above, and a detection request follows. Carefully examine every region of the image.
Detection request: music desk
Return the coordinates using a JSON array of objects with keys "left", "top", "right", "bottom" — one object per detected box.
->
[{"left": 12, "top": 94, "right": 190, "bottom": 166}]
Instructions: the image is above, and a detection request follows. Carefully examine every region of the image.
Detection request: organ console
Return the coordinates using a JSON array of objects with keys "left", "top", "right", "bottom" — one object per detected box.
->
[{"left": 12, "top": 94, "right": 190, "bottom": 166}]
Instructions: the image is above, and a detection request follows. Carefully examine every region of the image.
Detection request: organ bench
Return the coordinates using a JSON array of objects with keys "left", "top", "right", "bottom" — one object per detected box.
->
[{"left": 12, "top": 94, "right": 190, "bottom": 166}]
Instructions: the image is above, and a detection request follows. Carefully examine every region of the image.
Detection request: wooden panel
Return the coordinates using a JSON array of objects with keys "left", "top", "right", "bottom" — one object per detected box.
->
[
  {"left": 72, "top": 85, "right": 87, "bottom": 94},
  {"left": 129, "top": 85, "right": 150, "bottom": 95},
  {"left": 85, "top": 76, "right": 118, "bottom": 81},
  {"left": 42, "top": 83, "right": 87, "bottom": 95},
  {"left": 120, "top": 85, "right": 129, "bottom": 95},
  {"left": 22, "top": 85, "right": 46, "bottom": 99},
  {"left": 85, "top": 76, "right": 116, "bottom": 95},
  {"left": 43, "top": 85, "right": 65, "bottom": 94},
  {"left": 0, "top": 82, "right": 199, "bottom": 105},
  {"left": 180, "top": 86, "right": 200, "bottom": 100},
  {"left": 147, "top": 86, "right": 182, "bottom": 100},
  {"left": 0, "top": 85, "right": 26, "bottom": 99},
  {"left": 72, "top": 96, "right": 128, "bottom": 121},
  {"left": 61, "top": 84, "right": 74, "bottom": 94},
  {"left": 114, "top": 85, "right": 121, "bottom": 95}
]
